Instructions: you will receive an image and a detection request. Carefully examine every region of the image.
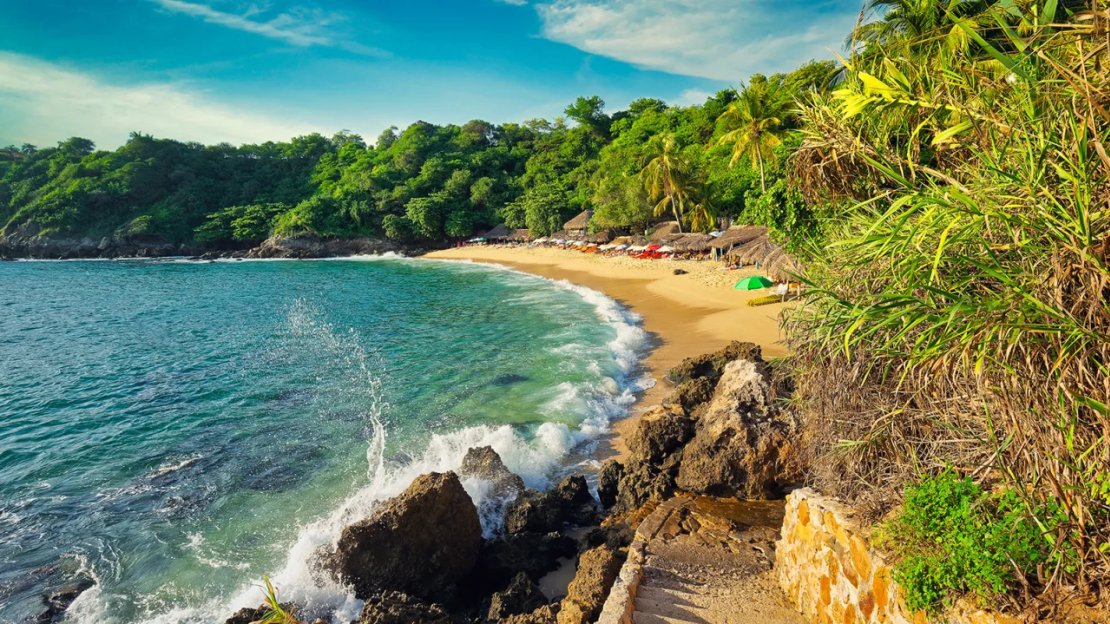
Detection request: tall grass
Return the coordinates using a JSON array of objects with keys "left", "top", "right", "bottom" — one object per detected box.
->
[{"left": 786, "top": 0, "right": 1109, "bottom": 615}]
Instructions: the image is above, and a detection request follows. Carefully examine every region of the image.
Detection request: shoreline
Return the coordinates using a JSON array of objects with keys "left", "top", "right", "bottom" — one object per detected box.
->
[{"left": 423, "top": 246, "right": 789, "bottom": 460}]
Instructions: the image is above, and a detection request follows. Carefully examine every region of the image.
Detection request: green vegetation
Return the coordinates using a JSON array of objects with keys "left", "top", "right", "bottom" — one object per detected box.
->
[
  {"left": 878, "top": 472, "right": 1066, "bottom": 614},
  {"left": 784, "top": 0, "right": 1110, "bottom": 615},
  {"left": 0, "top": 64, "right": 837, "bottom": 247}
]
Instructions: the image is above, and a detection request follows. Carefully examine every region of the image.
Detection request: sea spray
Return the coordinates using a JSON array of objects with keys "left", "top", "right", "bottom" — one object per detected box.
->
[{"left": 1, "top": 257, "right": 652, "bottom": 624}]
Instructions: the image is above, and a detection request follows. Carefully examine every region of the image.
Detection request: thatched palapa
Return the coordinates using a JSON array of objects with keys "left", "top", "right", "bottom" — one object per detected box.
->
[
  {"left": 506, "top": 229, "right": 533, "bottom": 242},
  {"left": 670, "top": 233, "right": 712, "bottom": 252},
  {"left": 587, "top": 230, "right": 612, "bottom": 244},
  {"left": 709, "top": 225, "right": 768, "bottom": 250},
  {"left": 648, "top": 222, "right": 682, "bottom": 241},
  {"left": 728, "top": 233, "right": 802, "bottom": 281},
  {"left": 563, "top": 210, "right": 593, "bottom": 235},
  {"left": 485, "top": 224, "right": 511, "bottom": 240}
]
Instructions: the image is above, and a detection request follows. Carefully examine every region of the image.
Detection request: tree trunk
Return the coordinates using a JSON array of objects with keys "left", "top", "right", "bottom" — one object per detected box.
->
[
  {"left": 671, "top": 195, "right": 683, "bottom": 233},
  {"left": 757, "top": 151, "right": 767, "bottom": 193}
]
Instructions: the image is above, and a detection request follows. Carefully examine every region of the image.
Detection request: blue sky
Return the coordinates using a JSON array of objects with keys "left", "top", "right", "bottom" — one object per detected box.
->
[{"left": 0, "top": 0, "right": 861, "bottom": 149}]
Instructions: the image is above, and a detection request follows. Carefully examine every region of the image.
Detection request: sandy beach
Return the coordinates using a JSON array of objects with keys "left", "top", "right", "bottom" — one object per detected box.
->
[{"left": 424, "top": 245, "right": 789, "bottom": 459}]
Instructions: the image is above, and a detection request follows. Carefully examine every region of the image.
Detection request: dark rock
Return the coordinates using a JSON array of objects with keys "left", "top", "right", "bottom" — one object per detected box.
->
[
  {"left": 459, "top": 446, "right": 525, "bottom": 499},
  {"left": 491, "top": 373, "right": 529, "bottom": 386},
  {"left": 577, "top": 524, "right": 635, "bottom": 554},
  {"left": 35, "top": 579, "right": 95, "bottom": 624},
  {"left": 225, "top": 603, "right": 289, "bottom": 624},
  {"left": 487, "top": 573, "right": 548, "bottom": 621},
  {"left": 504, "top": 476, "right": 598, "bottom": 534},
  {"left": 247, "top": 235, "right": 405, "bottom": 259},
  {"left": 475, "top": 532, "right": 577, "bottom": 587},
  {"left": 668, "top": 341, "right": 763, "bottom": 385},
  {"left": 555, "top": 545, "right": 624, "bottom": 624},
  {"left": 614, "top": 457, "right": 677, "bottom": 512},
  {"left": 596, "top": 460, "right": 623, "bottom": 509},
  {"left": 357, "top": 591, "right": 451, "bottom": 624},
  {"left": 329, "top": 472, "right": 482, "bottom": 602},
  {"left": 498, "top": 604, "right": 560, "bottom": 624},
  {"left": 673, "top": 268, "right": 688, "bottom": 275},
  {"left": 674, "top": 359, "right": 804, "bottom": 498},
  {"left": 626, "top": 404, "right": 694, "bottom": 464},
  {"left": 665, "top": 377, "right": 716, "bottom": 412}
]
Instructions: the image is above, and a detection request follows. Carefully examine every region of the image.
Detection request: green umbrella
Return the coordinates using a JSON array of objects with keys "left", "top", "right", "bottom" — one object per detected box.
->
[{"left": 734, "top": 276, "right": 773, "bottom": 291}]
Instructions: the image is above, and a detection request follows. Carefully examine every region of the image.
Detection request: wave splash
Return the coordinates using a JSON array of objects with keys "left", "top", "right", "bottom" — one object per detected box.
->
[{"left": 69, "top": 259, "right": 651, "bottom": 624}]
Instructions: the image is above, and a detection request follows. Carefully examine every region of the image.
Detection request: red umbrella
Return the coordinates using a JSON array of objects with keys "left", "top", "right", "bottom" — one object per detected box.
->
[{"left": 646, "top": 244, "right": 662, "bottom": 251}]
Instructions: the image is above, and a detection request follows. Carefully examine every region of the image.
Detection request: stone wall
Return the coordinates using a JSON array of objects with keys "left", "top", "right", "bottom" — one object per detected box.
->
[{"left": 776, "top": 488, "right": 1020, "bottom": 624}]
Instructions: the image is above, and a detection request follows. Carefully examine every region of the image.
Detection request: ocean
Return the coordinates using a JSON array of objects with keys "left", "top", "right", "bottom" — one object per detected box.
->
[{"left": 0, "top": 255, "right": 651, "bottom": 623}]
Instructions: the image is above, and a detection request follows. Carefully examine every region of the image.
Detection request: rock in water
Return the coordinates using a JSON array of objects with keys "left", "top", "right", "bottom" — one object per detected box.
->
[
  {"left": 555, "top": 545, "right": 624, "bottom": 624},
  {"left": 357, "top": 592, "right": 452, "bottom": 624},
  {"left": 487, "top": 573, "right": 548, "bottom": 620},
  {"left": 35, "top": 580, "right": 95, "bottom": 624},
  {"left": 458, "top": 446, "right": 525, "bottom": 499},
  {"left": 331, "top": 471, "right": 482, "bottom": 602},
  {"left": 675, "top": 359, "right": 803, "bottom": 498},
  {"left": 504, "top": 476, "right": 598, "bottom": 534}
]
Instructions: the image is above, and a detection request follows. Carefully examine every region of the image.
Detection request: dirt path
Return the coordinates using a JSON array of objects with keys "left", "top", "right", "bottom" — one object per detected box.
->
[{"left": 601, "top": 496, "right": 806, "bottom": 624}]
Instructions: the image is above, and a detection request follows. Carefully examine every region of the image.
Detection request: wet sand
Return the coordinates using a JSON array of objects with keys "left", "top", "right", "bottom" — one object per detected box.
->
[{"left": 423, "top": 246, "right": 789, "bottom": 460}]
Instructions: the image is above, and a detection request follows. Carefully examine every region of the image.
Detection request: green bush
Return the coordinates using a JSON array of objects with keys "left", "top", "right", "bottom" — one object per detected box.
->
[{"left": 879, "top": 471, "right": 1066, "bottom": 615}]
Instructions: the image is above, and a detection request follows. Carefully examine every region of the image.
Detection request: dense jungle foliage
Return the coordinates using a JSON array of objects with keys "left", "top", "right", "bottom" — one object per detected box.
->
[{"left": 0, "top": 60, "right": 835, "bottom": 248}]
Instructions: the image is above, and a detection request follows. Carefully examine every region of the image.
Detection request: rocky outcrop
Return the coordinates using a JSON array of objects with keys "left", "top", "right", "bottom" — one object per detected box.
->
[
  {"left": 607, "top": 341, "right": 804, "bottom": 511},
  {"left": 460, "top": 447, "right": 526, "bottom": 498},
  {"left": 597, "top": 460, "right": 622, "bottom": 509},
  {"left": 498, "top": 604, "right": 561, "bottom": 624},
  {"left": 675, "top": 359, "right": 803, "bottom": 498},
  {"left": 34, "top": 580, "right": 95, "bottom": 624},
  {"left": 356, "top": 592, "right": 452, "bottom": 624},
  {"left": 0, "top": 228, "right": 201, "bottom": 259},
  {"left": 476, "top": 532, "right": 577, "bottom": 588},
  {"left": 556, "top": 545, "right": 625, "bottom": 624},
  {"left": 504, "top": 476, "right": 598, "bottom": 534},
  {"left": 246, "top": 235, "right": 404, "bottom": 259},
  {"left": 487, "top": 573, "right": 549, "bottom": 621},
  {"left": 326, "top": 471, "right": 482, "bottom": 602}
]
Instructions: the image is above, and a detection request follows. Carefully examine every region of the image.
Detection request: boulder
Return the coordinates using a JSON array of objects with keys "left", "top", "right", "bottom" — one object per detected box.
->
[
  {"left": 498, "top": 604, "right": 560, "bottom": 624},
  {"left": 626, "top": 404, "right": 694, "bottom": 464},
  {"left": 673, "top": 268, "right": 688, "bottom": 275},
  {"left": 596, "top": 460, "right": 622, "bottom": 509},
  {"left": 329, "top": 471, "right": 482, "bottom": 602},
  {"left": 35, "top": 580, "right": 95, "bottom": 624},
  {"left": 614, "top": 458, "right": 677, "bottom": 512},
  {"left": 475, "top": 532, "right": 577, "bottom": 587},
  {"left": 668, "top": 341, "right": 763, "bottom": 384},
  {"left": 487, "top": 573, "right": 548, "bottom": 621},
  {"left": 675, "top": 359, "right": 804, "bottom": 498},
  {"left": 357, "top": 591, "right": 451, "bottom": 624},
  {"left": 459, "top": 446, "right": 525, "bottom": 499},
  {"left": 664, "top": 376, "right": 716, "bottom": 412},
  {"left": 555, "top": 545, "right": 624, "bottom": 624},
  {"left": 504, "top": 476, "right": 598, "bottom": 534}
]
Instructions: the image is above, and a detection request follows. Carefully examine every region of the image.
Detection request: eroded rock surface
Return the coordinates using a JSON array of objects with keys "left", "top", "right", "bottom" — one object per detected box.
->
[
  {"left": 504, "top": 476, "right": 598, "bottom": 534},
  {"left": 487, "top": 572, "right": 548, "bottom": 621},
  {"left": 555, "top": 545, "right": 624, "bottom": 624},
  {"left": 356, "top": 591, "right": 452, "bottom": 624},
  {"left": 327, "top": 471, "right": 482, "bottom": 602}
]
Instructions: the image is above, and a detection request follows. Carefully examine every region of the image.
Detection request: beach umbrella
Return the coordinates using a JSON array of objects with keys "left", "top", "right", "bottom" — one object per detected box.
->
[
  {"left": 658, "top": 245, "right": 674, "bottom": 253},
  {"left": 647, "top": 244, "right": 662, "bottom": 251},
  {"left": 734, "top": 276, "right": 773, "bottom": 291}
]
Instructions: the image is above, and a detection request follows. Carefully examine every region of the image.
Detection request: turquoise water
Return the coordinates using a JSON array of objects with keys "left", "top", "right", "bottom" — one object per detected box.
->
[{"left": 0, "top": 256, "right": 650, "bottom": 624}]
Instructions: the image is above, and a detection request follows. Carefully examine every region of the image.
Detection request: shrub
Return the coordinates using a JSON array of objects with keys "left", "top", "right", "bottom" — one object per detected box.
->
[{"left": 879, "top": 472, "right": 1066, "bottom": 615}]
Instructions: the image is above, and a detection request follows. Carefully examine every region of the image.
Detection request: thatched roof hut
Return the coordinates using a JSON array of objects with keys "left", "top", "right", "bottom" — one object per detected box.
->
[
  {"left": 486, "top": 224, "right": 511, "bottom": 239},
  {"left": 649, "top": 222, "right": 682, "bottom": 241},
  {"left": 548, "top": 230, "right": 568, "bottom": 240},
  {"left": 629, "top": 235, "right": 650, "bottom": 247},
  {"left": 610, "top": 236, "right": 632, "bottom": 246},
  {"left": 563, "top": 210, "right": 593, "bottom": 234},
  {"left": 728, "top": 233, "right": 803, "bottom": 281},
  {"left": 671, "top": 233, "right": 712, "bottom": 252},
  {"left": 507, "top": 229, "right": 533, "bottom": 242},
  {"left": 709, "top": 225, "right": 768, "bottom": 250},
  {"left": 588, "top": 230, "right": 612, "bottom": 244}
]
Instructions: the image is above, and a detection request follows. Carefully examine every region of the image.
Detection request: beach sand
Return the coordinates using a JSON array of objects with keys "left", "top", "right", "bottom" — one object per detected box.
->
[{"left": 423, "top": 245, "right": 789, "bottom": 460}]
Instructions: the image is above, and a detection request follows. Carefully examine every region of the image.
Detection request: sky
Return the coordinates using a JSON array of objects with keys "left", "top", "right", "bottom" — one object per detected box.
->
[{"left": 0, "top": 0, "right": 862, "bottom": 150}]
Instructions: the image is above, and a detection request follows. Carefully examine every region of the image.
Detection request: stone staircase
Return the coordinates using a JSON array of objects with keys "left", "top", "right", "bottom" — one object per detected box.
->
[{"left": 598, "top": 495, "right": 807, "bottom": 624}]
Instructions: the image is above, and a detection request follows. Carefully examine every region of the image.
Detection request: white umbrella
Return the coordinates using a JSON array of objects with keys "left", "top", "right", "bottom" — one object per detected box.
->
[{"left": 659, "top": 245, "right": 675, "bottom": 252}]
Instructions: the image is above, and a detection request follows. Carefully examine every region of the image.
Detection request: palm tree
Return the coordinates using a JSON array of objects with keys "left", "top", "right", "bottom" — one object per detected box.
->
[
  {"left": 639, "top": 134, "right": 700, "bottom": 233},
  {"left": 716, "top": 81, "right": 789, "bottom": 192},
  {"left": 852, "top": 0, "right": 995, "bottom": 55}
]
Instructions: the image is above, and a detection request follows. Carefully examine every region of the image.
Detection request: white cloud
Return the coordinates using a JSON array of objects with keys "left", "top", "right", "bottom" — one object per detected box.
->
[
  {"left": 495, "top": 0, "right": 529, "bottom": 5},
  {"left": 0, "top": 52, "right": 325, "bottom": 149},
  {"left": 145, "top": 0, "right": 389, "bottom": 56},
  {"left": 674, "top": 89, "right": 713, "bottom": 107},
  {"left": 534, "top": 0, "right": 858, "bottom": 82}
]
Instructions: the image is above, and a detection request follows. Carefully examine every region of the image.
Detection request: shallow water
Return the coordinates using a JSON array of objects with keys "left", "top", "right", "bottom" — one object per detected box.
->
[{"left": 0, "top": 256, "right": 650, "bottom": 623}]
